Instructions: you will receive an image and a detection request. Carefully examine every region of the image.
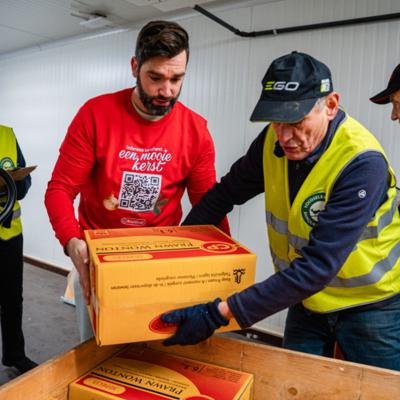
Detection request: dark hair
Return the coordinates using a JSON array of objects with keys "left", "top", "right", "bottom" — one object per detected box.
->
[{"left": 135, "top": 20, "right": 189, "bottom": 68}]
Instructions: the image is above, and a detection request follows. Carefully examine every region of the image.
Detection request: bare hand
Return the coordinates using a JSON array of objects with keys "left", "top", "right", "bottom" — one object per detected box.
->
[
  {"left": 66, "top": 238, "right": 90, "bottom": 304},
  {"left": 217, "top": 300, "right": 233, "bottom": 320}
]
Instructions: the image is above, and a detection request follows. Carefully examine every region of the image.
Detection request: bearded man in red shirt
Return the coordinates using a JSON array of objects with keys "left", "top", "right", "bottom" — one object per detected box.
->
[{"left": 45, "top": 20, "right": 228, "bottom": 342}]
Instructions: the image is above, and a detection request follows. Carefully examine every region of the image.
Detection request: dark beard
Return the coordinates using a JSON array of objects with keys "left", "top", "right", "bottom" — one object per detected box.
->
[{"left": 136, "top": 76, "right": 180, "bottom": 116}]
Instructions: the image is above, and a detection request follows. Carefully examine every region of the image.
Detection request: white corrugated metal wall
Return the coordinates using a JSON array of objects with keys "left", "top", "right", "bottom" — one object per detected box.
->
[{"left": 0, "top": 0, "right": 399, "bottom": 335}]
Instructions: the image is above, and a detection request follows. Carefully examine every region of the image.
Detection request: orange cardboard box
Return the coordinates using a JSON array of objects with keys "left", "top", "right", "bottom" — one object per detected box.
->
[
  {"left": 84, "top": 225, "right": 256, "bottom": 346},
  {"left": 69, "top": 345, "right": 254, "bottom": 400}
]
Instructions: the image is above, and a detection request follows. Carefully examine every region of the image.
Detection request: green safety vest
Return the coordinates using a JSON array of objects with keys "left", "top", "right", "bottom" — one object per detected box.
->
[
  {"left": 263, "top": 114, "right": 400, "bottom": 313},
  {"left": 0, "top": 125, "right": 22, "bottom": 240}
]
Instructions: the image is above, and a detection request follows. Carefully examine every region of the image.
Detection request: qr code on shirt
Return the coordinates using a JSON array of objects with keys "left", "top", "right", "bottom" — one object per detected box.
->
[{"left": 119, "top": 172, "right": 162, "bottom": 212}]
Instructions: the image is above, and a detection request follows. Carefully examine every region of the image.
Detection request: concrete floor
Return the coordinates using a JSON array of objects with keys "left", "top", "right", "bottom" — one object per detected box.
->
[{"left": 0, "top": 264, "right": 80, "bottom": 385}]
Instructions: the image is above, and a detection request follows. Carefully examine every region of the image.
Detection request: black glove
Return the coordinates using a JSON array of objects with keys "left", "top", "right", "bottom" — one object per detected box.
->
[{"left": 161, "top": 298, "right": 229, "bottom": 346}]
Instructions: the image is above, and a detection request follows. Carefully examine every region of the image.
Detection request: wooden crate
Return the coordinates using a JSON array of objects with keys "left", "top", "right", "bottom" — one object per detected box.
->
[{"left": 0, "top": 335, "right": 399, "bottom": 400}]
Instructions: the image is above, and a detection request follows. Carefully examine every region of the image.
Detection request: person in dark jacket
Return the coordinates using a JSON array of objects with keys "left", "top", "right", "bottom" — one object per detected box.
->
[
  {"left": 0, "top": 125, "right": 37, "bottom": 374},
  {"left": 370, "top": 63, "right": 400, "bottom": 123},
  {"left": 161, "top": 52, "right": 400, "bottom": 371}
]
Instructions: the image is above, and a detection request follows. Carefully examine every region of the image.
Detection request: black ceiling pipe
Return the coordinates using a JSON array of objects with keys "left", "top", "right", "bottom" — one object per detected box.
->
[{"left": 194, "top": 5, "right": 400, "bottom": 38}]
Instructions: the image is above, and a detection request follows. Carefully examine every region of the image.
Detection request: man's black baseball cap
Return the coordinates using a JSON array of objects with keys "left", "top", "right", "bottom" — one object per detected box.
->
[
  {"left": 370, "top": 64, "right": 400, "bottom": 104},
  {"left": 250, "top": 51, "right": 333, "bottom": 123}
]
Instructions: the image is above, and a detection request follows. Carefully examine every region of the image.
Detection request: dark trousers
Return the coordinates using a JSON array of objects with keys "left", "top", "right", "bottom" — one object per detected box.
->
[
  {"left": 283, "top": 298, "right": 400, "bottom": 371},
  {"left": 0, "top": 234, "right": 26, "bottom": 364}
]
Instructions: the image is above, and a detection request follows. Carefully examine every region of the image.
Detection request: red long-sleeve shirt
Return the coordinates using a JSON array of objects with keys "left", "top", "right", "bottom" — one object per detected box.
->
[{"left": 45, "top": 88, "right": 228, "bottom": 246}]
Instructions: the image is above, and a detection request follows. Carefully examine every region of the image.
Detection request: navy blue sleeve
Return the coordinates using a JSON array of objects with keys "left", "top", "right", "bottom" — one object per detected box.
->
[
  {"left": 182, "top": 127, "right": 266, "bottom": 226},
  {"left": 15, "top": 140, "right": 31, "bottom": 200},
  {"left": 228, "top": 151, "right": 390, "bottom": 328}
]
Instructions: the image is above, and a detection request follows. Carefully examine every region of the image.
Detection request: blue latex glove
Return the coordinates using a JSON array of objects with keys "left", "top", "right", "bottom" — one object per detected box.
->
[{"left": 161, "top": 298, "right": 229, "bottom": 346}]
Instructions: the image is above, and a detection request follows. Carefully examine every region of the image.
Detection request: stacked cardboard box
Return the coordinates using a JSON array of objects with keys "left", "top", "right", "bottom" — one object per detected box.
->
[
  {"left": 69, "top": 346, "right": 254, "bottom": 400},
  {"left": 85, "top": 225, "right": 256, "bottom": 345}
]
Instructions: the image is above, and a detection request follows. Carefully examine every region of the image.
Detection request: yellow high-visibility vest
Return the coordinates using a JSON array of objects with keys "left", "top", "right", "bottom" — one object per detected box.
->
[
  {"left": 0, "top": 125, "right": 23, "bottom": 240},
  {"left": 263, "top": 114, "right": 400, "bottom": 312}
]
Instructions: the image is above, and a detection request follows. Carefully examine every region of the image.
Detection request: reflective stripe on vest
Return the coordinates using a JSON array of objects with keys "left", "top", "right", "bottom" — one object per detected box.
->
[
  {"left": 357, "top": 196, "right": 398, "bottom": 241},
  {"left": 329, "top": 240, "right": 400, "bottom": 288},
  {"left": 12, "top": 208, "right": 21, "bottom": 220},
  {"left": 266, "top": 210, "right": 309, "bottom": 249},
  {"left": 270, "top": 247, "right": 290, "bottom": 271}
]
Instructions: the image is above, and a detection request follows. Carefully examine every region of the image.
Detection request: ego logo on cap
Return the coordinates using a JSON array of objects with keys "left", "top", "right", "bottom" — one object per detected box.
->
[{"left": 264, "top": 81, "right": 300, "bottom": 91}]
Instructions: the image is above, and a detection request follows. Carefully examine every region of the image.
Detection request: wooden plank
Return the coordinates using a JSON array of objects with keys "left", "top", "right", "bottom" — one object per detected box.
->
[
  {"left": 1, "top": 335, "right": 399, "bottom": 400},
  {"left": 0, "top": 339, "right": 124, "bottom": 400},
  {"left": 148, "top": 335, "right": 400, "bottom": 400}
]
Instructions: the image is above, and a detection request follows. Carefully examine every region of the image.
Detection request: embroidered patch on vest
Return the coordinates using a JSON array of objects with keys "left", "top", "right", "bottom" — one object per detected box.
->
[
  {"left": 0, "top": 157, "right": 14, "bottom": 169},
  {"left": 302, "top": 192, "right": 326, "bottom": 227}
]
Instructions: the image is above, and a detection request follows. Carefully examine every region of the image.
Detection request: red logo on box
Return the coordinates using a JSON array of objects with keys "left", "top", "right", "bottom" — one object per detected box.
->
[
  {"left": 149, "top": 314, "right": 178, "bottom": 334},
  {"left": 201, "top": 241, "right": 237, "bottom": 253}
]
